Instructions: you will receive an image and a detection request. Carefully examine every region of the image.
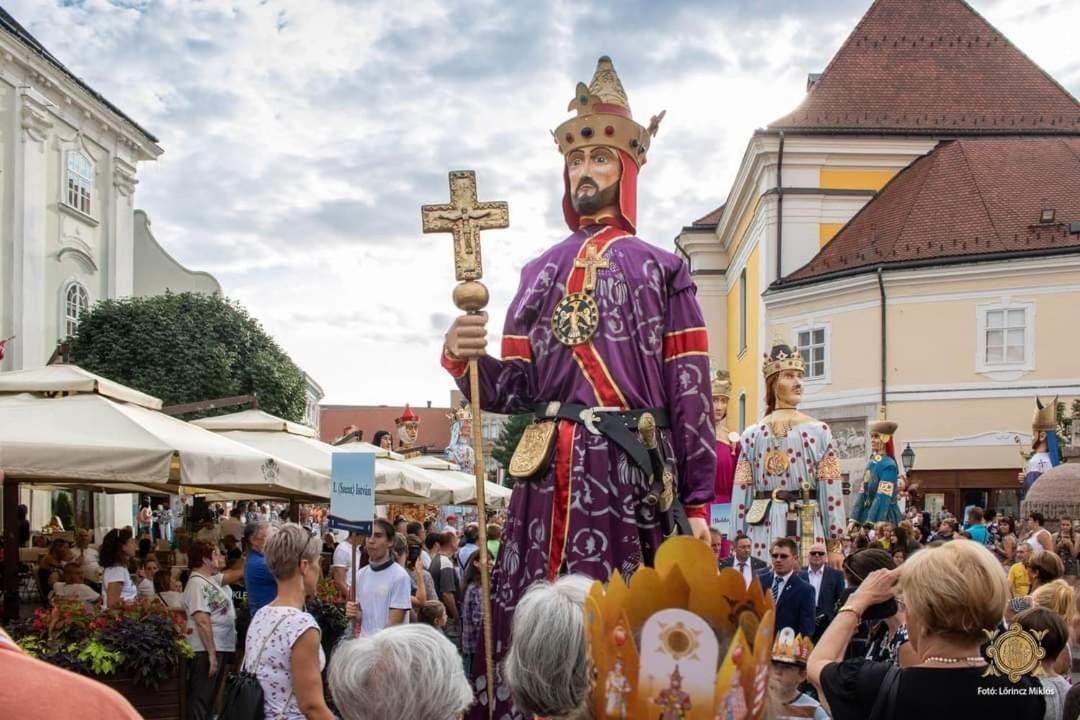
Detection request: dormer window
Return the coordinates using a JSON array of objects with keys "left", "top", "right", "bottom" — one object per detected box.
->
[{"left": 65, "top": 150, "right": 93, "bottom": 215}]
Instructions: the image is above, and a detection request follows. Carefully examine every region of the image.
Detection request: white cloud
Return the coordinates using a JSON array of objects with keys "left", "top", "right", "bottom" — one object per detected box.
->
[{"left": 8, "top": 0, "right": 1078, "bottom": 407}]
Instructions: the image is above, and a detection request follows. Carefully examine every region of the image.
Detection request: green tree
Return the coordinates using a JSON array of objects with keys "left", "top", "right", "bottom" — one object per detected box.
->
[
  {"left": 491, "top": 413, "right": 534, "bottom": 486},
  {"left": 70, "top": 292, "right": 308, "bottom": 421},
  {"left": 52, "top": 491, "right": 74, "bottom": 531}
]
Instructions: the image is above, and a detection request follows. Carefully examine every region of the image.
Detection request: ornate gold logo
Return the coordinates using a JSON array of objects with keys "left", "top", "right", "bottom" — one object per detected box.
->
[
  {"left": 984, "top": 623, "right": 1046, "bottom": 683},
  {"left": 764, "top": 448, "right": 791, "bottom": 476},
  {"left": 552, "top": 292, "right": 600, "bottom": 346}
]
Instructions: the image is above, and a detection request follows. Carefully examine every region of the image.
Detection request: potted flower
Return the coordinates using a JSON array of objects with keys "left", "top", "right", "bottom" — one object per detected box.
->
[{"left": 8, "top": 599, "right": 193, "bottom": 719}]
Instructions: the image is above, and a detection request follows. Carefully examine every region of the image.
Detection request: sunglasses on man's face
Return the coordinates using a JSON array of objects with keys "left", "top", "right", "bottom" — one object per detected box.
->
[
  {"left": 809, "top": 551, "right": 826, "bottom": 556},
  {"left": 771, "top": 553, "right": 791, "bottom": 559}
]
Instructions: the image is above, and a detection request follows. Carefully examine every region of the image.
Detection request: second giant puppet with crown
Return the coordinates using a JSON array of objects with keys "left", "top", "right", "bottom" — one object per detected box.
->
[
  {"left": 728, "top": 341, "right": 847, "bottom": 561},
  {"left": 441, "top": 57, "right": 716, "bottom": 716}
]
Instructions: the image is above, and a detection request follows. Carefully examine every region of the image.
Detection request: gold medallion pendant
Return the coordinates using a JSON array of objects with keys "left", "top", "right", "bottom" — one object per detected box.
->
[
  {"left": 764, "top": 448, "right": 791, "bottom": 477},
  {"left": 552, "top": 292, "right": 600, "bottom": 346}
]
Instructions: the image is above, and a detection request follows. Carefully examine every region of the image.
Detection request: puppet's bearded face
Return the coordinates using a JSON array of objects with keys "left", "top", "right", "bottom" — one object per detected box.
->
[
  {"left": 774, "top": 369, "right": 804, "bottom": 408},
  {"left": 567, "top": 145, "right": 621, "bottom": 216}
]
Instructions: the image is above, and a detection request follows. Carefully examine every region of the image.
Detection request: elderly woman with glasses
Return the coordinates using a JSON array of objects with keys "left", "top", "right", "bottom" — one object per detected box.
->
[{"left": 809, "top": 541, "right": 1045, "bottom": 719}]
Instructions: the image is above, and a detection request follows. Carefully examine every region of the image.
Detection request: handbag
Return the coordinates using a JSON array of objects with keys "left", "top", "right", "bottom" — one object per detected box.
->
[{"left": 219, "top": 611, "right": 292, "bottom": 720}]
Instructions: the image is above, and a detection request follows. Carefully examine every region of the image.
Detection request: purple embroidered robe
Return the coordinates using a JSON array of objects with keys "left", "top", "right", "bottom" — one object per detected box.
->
[{"left": 443, "top": 224, "right": 715, "bottom": 719}]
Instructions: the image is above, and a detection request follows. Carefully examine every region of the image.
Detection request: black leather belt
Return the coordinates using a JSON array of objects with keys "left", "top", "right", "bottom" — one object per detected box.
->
[
  {"left": 533, "top": 402, "right": 669, "bottom": 477},
  {"left": 754, "top": 489, "right": 818, "bottom": 503}
]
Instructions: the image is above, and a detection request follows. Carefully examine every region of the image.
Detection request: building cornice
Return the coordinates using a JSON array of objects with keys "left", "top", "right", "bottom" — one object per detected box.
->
[{"left": 0, "top": 36, "right": 162, "bottom": 161}]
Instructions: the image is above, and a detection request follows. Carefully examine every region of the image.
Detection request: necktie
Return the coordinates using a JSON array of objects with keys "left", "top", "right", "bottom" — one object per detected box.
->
[
  {"left": 738, "top": 562, "right": 747, "bottom": 585},
  {"left": 772, "top": 576, "right": 783, "bottom": 600}
]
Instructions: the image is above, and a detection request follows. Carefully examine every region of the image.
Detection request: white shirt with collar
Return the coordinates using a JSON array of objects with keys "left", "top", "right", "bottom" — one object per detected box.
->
[
  {"left": 806, "top": 565, "right": 824, "bottom": 604},
  {"left": 732, "top": 557, "right": 754, "bottom": 588}
]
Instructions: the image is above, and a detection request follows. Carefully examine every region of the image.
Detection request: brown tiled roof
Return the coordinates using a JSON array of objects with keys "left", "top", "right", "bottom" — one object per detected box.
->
[
  {"left": 769, "top": 0, "right": 1080, "bottom": 134},
  {"left": 780, "top": 137, "right": 1080, "bottom": 284},
  {"left": 691, "top": 204, "right": 725, "bottom": 228}
]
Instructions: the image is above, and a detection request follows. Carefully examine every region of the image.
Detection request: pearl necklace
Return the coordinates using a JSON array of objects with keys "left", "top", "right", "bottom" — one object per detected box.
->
[{"left": 923, "top": 656, "right": 985, "bottom": 664}]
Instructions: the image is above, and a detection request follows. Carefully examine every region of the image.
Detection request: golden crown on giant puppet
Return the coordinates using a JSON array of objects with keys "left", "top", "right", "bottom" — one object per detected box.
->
[
  {"left": 712, "top": 369, "right": 733, "bottom": 399},
  {"left": 1033, "top": 395, "right": 1058, "bottom": 433},
  {"left": 553, "top": 56, "right": 664, "bottom": 167},
  {"left": 771, "top": 627, "right": 814, "bottom": 667},
  {"left": 762, "top": 338, "right": 806, "bottom": 380},
  {"left": 585, "top": 536, "right": 775, "bottom": 719}
]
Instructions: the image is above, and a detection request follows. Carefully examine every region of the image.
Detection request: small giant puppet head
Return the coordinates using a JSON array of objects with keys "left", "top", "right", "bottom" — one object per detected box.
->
[
  {"left": 395, "top": 404, "right": 421, "bottom": 448},
  {"left": 553, "top": 56, "right": 665, "bottom": 234},
  {"left": 762, "top": 339, "right": 806, "bottom": 414},
  {"left": 711, "top": 368, "right": 732, "bottom": 425}
]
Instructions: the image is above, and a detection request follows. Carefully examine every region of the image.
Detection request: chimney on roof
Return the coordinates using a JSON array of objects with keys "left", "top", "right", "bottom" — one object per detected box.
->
[
  {"left": 806, "top": 73, "right": 822, "bottom": 92},
  {"left": 427, "top": 401, "right": 432, "bottom": 408}
]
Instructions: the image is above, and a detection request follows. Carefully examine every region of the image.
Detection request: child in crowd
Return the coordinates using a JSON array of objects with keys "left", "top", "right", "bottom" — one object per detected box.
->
[
  {"left": 769, "top": 627, "right": 828, "bottom": 720},
  {"left": 51, "top": 563, "right": 100, "bottom": 608},
  {"left": 418, "top": 600, "right": 447, "bottom": 628},
  {"left": 1016, "top": 607, "right": 1069, "bottom": 720}
]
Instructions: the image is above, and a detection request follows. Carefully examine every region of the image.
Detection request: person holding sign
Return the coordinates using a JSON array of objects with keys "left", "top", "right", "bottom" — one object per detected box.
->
[{"left": 355, "top": 518, "right": 412, "bottom": 636}]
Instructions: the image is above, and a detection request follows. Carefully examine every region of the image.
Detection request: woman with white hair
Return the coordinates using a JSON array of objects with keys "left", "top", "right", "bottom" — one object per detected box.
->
[
  {"left": 329, "top": 624, "right": 472, "bottom": 720},
  {"left": 503, "top": 574, "right": 594, "bottom": 720}
]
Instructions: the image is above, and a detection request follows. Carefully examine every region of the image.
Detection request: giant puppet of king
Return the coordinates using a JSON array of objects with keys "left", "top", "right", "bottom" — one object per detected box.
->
[
  {"left": 441, "top": 57, "right": 716, "bottom": 716},
  {"left": 728, "top": 341, "right": 847, "bottom": 561}
]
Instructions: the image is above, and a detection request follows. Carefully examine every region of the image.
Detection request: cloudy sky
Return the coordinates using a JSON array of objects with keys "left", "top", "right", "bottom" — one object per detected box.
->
[{"left": 11, "top": 0, "right": 1079, "bottom": 408}]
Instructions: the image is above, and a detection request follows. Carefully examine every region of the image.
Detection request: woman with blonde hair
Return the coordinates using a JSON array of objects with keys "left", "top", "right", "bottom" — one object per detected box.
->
[
  {"left": 1032, "top": 579, "right": 1076, "bottom": 677},
  {"left": 809, "top": 541, "right": 1045, "bottom": 718}
]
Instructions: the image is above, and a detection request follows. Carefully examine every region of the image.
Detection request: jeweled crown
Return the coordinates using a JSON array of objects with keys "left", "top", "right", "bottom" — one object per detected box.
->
[
  {"left": 553, "top": 56, "right": 664, "bottom": 167},
  {"left": 585, "top": 536, "right": 775, "bottom": 719},
  {"left": 762, "top": 339, "right": 805, "bottom": 380}
]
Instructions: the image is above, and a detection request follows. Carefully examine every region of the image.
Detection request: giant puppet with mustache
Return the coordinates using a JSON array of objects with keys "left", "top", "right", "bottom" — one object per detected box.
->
[{"left": 441, "top": 57, "right": 716, "bottom": 718}]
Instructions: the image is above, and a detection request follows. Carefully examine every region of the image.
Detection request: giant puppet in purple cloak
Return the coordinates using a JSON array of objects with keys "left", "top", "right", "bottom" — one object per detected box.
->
[{"left": 441, "top": 57, "right": 716, "bottom": 719}]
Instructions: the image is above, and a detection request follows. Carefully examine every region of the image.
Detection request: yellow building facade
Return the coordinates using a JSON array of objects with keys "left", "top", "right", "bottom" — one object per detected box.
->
[{"left": 678, "top": 0, "right": 1080, "bottom": 517}]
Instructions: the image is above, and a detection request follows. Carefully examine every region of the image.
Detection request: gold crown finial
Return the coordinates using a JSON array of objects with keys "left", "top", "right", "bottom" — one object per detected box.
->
[
  {"left": 588, "top": 55, "right": 630, "bottom": 111},
  {"left": 1033, "top": 395, "right": 1059, "bottom": 432}
]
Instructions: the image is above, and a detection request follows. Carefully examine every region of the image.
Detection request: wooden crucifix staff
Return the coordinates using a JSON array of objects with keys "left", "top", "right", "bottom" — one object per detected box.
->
[{"left": 422, "top": 170, "right": 508, "bottom": 715}]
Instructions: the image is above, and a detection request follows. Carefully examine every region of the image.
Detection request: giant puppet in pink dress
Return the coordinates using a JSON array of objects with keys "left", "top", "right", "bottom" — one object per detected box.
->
[
  {"left": 441, "top": 57, "right": 716, "bottom": 719},
  {"left": 712, "top": 370, "right": 740, "bottom": 542}
]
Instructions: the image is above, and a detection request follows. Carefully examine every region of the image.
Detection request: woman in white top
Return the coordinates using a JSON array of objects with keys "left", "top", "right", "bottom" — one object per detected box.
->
[
  {"left": 245, "top": 524, "right": 336, "bottom": 720},
  {"left": 1025, "top": 512, "right": 1055, "bottom": 554},
  {"left": 99, "top": 528, "right": 138, "bottom": 610},
  {"left": 183, "top": 540, "right": 245, "bottom": 720}
]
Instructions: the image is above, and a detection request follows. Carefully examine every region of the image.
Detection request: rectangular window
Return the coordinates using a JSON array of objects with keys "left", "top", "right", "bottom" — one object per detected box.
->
[
  {"left": 738, "top": 269, "right": 747, "bottom": 353},
  {"left": 984, "top": 308, "right": 1026, "bottom": 364},
  {"left": 797, "top": 327, "right": 827, "bottom": 379},
  {"left": 65, "top": 151, "right": 93, "bottom": 215}
]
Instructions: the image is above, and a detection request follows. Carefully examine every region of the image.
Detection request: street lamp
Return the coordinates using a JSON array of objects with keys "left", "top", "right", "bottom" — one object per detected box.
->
[{"left": 901, "top": 443, "right": 916, "bottom": 474}]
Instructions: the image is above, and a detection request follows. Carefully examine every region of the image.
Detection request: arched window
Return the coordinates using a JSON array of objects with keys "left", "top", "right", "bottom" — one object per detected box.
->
[
  {"left": 64, "top": 281, "right": 90, "bottom": 338},
  {"left": 65, "top": 150, "right": 93, "bottom": 214}
]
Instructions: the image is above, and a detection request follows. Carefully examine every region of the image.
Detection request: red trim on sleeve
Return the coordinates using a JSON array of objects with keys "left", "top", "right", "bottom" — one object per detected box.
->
[
  {"left": 684, "top": 504, "right": 708, "bottom": 521},
  {"left": 662, "top": 327, "right": 709, "bottom": 361},
  {"left": 501, "top": 335, "right": 532, "bottom": 362},
  {"left": 440, "top": 347, "right": 468, "bottom": 379}
]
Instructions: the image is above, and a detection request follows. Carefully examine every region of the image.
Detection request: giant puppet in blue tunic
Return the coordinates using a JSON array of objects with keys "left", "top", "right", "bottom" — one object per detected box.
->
[
  {"left": 850, "top": 420, "right": 903, "bottom": 526},
  {"left": 1023, "top": 396, "right": 1061, "bottom": 499}
]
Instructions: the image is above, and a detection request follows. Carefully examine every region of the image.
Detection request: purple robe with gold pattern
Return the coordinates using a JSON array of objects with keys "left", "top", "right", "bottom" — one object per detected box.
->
[{"left": 442, "top": 223, "right": 715, "bottom": 719}]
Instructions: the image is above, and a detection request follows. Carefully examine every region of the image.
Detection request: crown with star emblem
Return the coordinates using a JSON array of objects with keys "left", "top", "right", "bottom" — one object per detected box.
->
[
  {"left": 585, "top": 536, "right": 775, "bottom": 719},
  {"left": 762, "top": 338, "right": 806, "bottom": 380},
  {"left": 553, "top": 56, "right": 664, "bottom": 167}
]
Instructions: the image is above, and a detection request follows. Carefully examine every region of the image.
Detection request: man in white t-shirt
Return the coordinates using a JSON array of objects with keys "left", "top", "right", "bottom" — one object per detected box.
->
[
  {"left": 70, "top": 529, "right": 101, "bottom": 584},
  {"left": 52, "top": 564, "right": 100, "bottom": 608},
  {"left": 219, "top": 507, "right": 246, "bottom": 544},
  {"left": 331, "top": 534, "right": 366, "bottom": 598},
  {"left": 355, "top": 519, "right": 411, "bottom": 636}
]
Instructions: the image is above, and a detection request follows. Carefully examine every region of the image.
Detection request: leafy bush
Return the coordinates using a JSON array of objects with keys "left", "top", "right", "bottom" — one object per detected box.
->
[{"left": 9, "top": 599, "right": 192, "bottom": 688}]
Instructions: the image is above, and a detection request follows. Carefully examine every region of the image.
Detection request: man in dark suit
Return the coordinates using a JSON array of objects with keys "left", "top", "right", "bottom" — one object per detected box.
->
[
  {"left": 719, "top": 534, "right": 768, "bottom": 588},
  {"left": 799, "top": 541, "right": 846, "bottom": 640},
  {"left": 760, "top": 537, "right": 815, "bottom": 638}
]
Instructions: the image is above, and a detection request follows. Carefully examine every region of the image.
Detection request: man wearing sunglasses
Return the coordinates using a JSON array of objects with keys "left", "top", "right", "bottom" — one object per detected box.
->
[
  {"left": 761, "top": 537, "right": 815, "bottom": 638},
  {"left": 800, "top": 541, "right": 846, "bottom": 640}
]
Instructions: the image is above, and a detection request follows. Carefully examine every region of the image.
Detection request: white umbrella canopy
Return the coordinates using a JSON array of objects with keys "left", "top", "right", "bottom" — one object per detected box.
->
[
  {"left": 191, "top": 409, "right": 434, "bottom": 503},
  {"left": 403, "top": 455, "right": 512, "bottom": 508},
  {"left": 0, "top": 392, "right": 329, "bottom": 500},
  {"left": 0, "top": 364, "right": 162, "bottom": 409}
]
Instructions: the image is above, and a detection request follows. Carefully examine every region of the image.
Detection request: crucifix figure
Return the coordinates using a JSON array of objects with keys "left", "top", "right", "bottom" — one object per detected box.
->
[
  {"left": 422, "top": 170, "right": 509, "bottom": 281},
  {"left": 573, "top": 243, "right": 609, "bottom": 292}
]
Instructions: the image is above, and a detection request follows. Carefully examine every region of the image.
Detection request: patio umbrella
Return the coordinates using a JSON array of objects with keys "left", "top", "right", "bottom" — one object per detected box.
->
[
  {"left": 403, "top": 455, "right": 513, "bottom": 508},
  {"left": 192, "top": 409, "right": 436, "bottom": 503}
]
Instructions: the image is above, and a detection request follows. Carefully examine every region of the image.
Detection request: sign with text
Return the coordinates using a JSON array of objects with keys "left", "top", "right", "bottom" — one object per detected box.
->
[{"left": 329, "top": 452, "right": 375, "bottom": 535}]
